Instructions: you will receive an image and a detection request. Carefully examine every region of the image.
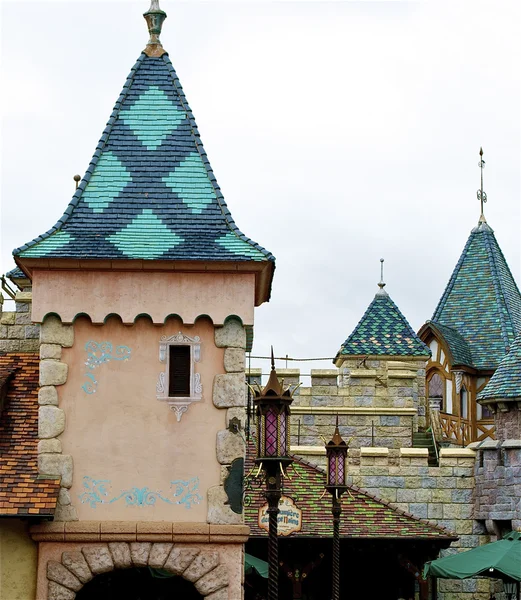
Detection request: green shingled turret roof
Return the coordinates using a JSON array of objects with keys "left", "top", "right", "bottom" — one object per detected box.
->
[
  {"left": 13, "top": 3, "right": 273, "bottom": 270},
  {"left": 478, "top": 335, "right": 521, "bottom": 401},
  {"left": 431, "top": 220, "right": 521, "bottom": 371},
  {"left": 336, "top": 281, "right": 430, "bottom": 360}
]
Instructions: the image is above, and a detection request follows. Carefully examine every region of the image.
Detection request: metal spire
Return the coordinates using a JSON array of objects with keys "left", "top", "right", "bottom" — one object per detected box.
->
[
  {"left": 477, "top": 147, "right": 487, "bottom": 224},
  {"left": 143, "top": 0, "right": 167, "bottom": 57},
  {"left": 377, "top": 258, "right": 387, "bottom": 296},
  {"left": 271, "top": 346, "right": 275, "bottom": 371}
]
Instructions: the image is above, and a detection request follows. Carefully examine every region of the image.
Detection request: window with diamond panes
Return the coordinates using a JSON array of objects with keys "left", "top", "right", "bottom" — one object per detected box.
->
[{"left": 428, "top": 372, "right": 445, "bottom": 411}]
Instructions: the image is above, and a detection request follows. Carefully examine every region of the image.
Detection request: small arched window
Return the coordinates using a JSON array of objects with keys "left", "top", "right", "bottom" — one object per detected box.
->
[{"left": 428, "top": 372, "right": 445, "bottom": 411}]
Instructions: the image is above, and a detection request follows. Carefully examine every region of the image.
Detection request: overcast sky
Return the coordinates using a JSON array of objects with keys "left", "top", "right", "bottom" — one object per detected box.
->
[{"left": 1, "top": 1, "right": 520, "bottom": 377}]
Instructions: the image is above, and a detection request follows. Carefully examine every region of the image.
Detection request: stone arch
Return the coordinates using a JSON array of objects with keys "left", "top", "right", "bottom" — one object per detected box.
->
[{"left": 46, "top": 542, "right": 229, "bottom": 600}]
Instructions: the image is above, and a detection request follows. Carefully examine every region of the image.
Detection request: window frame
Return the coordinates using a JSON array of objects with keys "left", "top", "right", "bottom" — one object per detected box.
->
[
  {"left": 156, "top": 332, "right": 202, "bottom": 421},
  {"left": 427, "top": 371, "right": 446, "bottom": 412}
]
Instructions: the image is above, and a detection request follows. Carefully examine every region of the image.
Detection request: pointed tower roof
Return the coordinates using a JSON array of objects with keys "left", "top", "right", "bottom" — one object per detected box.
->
[
  {"left": 336, "top": 263, "right": 430, "bottom": 360},
  {"left": 430, "top": 220, "right": 521, "bottom": 371},
  {"left": 13, "top": 2, "right": 274, "bottom": 294},
  {"left": 477, "top": 335, "right": 521, "bottom": 401}
]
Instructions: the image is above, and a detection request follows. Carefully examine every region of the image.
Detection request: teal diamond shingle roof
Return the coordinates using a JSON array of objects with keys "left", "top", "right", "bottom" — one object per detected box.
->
[
  {"left": 431, "top": 221, "right": 521, "bottom": 371},
  {"left": 337, "top": 288, "right": 430, "bottom": 358},
  {"left": 13, "top": 53, "right": 273, "bottom": 265},
  {"left": 478, "top": 335, "right": 521, "bottom": 401}
]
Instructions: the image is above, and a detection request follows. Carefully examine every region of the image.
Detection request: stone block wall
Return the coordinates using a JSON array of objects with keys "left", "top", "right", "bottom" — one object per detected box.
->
[
  {"left": 473, "top": 440, "right": 521, "bottom": 530},
  {"left": 0, "top": 292, "right": 40, "bottom": 353},
  {"left": 290, "top": 444, "right": 503, "bottom": 599},
  {"left": 208, "top": 318, "right": 247, "bottom": 526},
  {"left": 247, "top": 358, "right": 427, "bottom": 451}
]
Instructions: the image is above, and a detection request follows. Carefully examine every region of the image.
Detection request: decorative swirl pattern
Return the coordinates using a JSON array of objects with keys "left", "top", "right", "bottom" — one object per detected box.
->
[
  {"left": 79, "top": 475, "right": 202, "bottom": 509},
  {"left": 82, "top": 341, "right": 131, "bottom": 394}
]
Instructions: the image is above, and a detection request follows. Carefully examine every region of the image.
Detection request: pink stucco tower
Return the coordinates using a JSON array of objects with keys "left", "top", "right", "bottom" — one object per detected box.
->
[{"left": 13, "top": 2, "right": 274, "bottom": 598}]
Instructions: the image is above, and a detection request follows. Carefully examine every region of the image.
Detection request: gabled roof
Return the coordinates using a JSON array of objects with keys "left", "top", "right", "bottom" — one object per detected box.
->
[
  {"left": 431, "top": 221, "right": 521, "bottom": 371},
  {"left": 244, "top": 444, "right": 455, "bottom": 540},
  {"left": 336, "top": 287, "right": 430, "bottom": 359},
  {"left": 478, "top": 335, "right": 521, "bottom": 401},
  {"left": 13, "top": 17, "right": 273, "bottom": 268},
  {"left": 0, "top": 354, "right": 60, "bottom": 516}
]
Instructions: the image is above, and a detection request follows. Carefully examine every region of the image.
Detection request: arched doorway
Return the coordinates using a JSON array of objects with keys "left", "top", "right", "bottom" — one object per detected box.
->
[
  {"left": 45, "top": 542, "right": 229, "bottom": 599},
  {"left": 76, "top": 568, "right": 203, "bottom": 600}
]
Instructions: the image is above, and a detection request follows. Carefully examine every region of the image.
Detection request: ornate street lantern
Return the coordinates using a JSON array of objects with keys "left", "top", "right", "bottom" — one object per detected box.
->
[
  {"left": 252, "top": 349, "right": 295, "bottom": 600},
  {"left": 325, "top": 417, "right": 349, "bottom": 600},
  {"left": 254, "top": 359, "right": 293, "bottom": 468}
]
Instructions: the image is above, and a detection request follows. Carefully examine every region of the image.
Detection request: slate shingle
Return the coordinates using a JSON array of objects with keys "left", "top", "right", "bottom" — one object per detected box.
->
[
  {"left": 431, "top": 221, "right": 521, "bottom": 371},
  {"left": 337, "top": 288, "right": 430, "bottom": 358},
  {"left": 13, "top": 54, "right": 273, "bottom": 265},
  {"left": 478, "top": 335, "right": 521, "bottom": 400}
]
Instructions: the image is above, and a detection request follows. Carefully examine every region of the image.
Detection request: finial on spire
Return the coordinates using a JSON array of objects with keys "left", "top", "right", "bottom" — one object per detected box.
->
[
  {"left": 477, "top": 147, "right": 488, "bottom": 224},
  {"left": 143, "top": 0, "right": 167, "bottom": 58},
  {"left": 271, "top": 346, "right": 275, "bottom": 371},
  {"left": 377, "top": 258, "right": 387, "bottom": 295}
]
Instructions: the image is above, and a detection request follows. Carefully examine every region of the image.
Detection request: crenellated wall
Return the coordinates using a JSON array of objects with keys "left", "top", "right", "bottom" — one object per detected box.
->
[{"left": 249, "top": 359, "right": 427, "bottom": 451}]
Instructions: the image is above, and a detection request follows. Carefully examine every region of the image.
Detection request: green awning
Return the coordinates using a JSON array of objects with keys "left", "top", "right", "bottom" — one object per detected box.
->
[
  {"left": 245, "top": 553, "right": 269, "bottom": 579},
  {"left": 424, "top": 532, "right": 521, "bottom": 582}
]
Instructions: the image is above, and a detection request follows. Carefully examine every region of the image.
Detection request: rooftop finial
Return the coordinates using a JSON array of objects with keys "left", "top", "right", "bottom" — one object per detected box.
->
[
  {"left": 377, "top": 258, "right": 387, "bottom": 295},
  {"left": 143, "top": 0, "right": 167, "bottom": 58},
  {"left": 477, "top": 147, "right": 488, "bottom": 224},
  {"left": 271, "top": 346, "right": 275, "bottom": 371}
]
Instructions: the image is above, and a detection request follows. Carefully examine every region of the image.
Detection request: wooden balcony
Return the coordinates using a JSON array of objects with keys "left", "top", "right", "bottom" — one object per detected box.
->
[{"left": 439, "top": 412, "right": 495, "bottom": 445}]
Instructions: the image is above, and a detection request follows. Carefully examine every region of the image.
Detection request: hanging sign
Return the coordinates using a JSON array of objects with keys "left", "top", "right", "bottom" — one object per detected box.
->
[{"left": 258, "top": 496, "right": 302, "bottom": 536}]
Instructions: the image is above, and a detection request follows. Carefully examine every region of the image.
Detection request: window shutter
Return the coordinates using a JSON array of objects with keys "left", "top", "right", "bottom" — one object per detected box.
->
[{"left": 169, "top": 346, "right": 191, "bottom": 397}]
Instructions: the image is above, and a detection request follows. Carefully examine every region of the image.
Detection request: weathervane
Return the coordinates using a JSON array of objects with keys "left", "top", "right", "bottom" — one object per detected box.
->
[{"left": 477, "top": 147, "right": 487, "bottom": 222}]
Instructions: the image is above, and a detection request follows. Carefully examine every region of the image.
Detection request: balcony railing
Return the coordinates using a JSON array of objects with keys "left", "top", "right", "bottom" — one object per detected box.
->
[{"left": 439, "top": 413, "right": 495, "bottom": 445}]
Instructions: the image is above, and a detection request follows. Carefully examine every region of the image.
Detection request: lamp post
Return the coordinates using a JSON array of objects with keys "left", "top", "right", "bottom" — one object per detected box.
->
[
  {"left": 325, "top": 417, "right": 349, "bottom": 600},
  {"left": 253, "top": 349, "right": 294, "bottom": 600}
]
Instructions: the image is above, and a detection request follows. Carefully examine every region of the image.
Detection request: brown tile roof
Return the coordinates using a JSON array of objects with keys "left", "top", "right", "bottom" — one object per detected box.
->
[
  {"left": 0, "top": 353, "right": 60, "bottom": 517},
  {"left": 245, "top": 444, "right": 456, "bottom": 540}
]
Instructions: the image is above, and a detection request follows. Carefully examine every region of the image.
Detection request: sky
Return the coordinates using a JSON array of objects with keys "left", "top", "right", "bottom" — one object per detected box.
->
[{"left": 1, "top": 0, "right": 520, "bottom": 378}]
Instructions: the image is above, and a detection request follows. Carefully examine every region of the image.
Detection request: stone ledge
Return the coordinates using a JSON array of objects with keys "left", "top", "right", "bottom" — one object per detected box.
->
[
  {"left": 31, "top": 522, "right": 248, "bottom": 543},
  {"left": 345, "top": 370, "right": 377, "bottom": 378},
  {"left": 291, "top": 446, "right": 326, "bottom": 456},
  {"left": 14, "top": 291, "right": 32, "bottom": 303},
  {"left": 360, "top": 447, "right": 390, "bottom": 457},
  {"left": 400, "top": 448, "right": 429, "bottom": 457},
  {"left": 439, "top": 448, "right": 476, "bottom": 458},
  {"left": 388, "top": 371, "right": 416, "bottom": 379},
  {"left": 501, "top": 439, "right": 521, "bottom": 449},
  {"left": 290, "top": 407, "right": 418, "bottom": 415},
  {"left": 310, "top": 369, "right": 338, "bottom": 377}
]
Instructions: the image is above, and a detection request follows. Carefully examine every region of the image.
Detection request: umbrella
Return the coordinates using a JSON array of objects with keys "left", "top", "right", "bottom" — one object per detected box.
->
[
  {"left": 423, "top": 531, "right": 521, "bottom": 582},
  {"left": 245, "top": 553, "right": 269, "bottom": 579}
]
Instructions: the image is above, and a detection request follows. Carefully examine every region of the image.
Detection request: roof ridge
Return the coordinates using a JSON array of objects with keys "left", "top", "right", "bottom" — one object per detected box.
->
[{"left": 13, "top": 55, "right": 146, "bottom": 256}]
